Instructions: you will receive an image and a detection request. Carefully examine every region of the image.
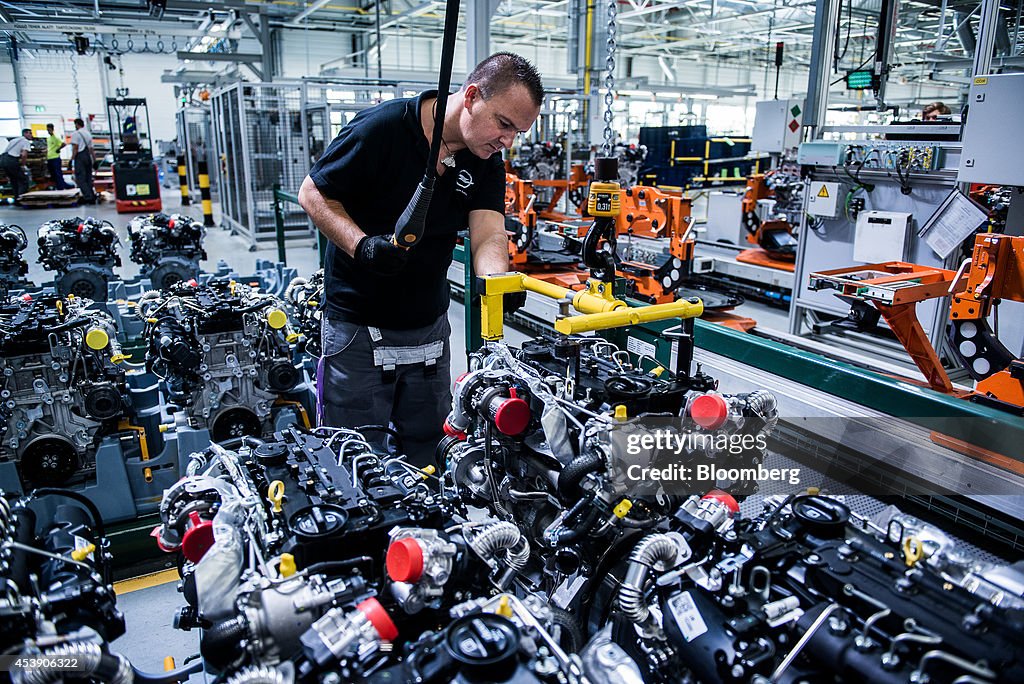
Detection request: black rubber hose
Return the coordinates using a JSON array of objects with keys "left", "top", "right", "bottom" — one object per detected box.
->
[
  {"left": 200, "top": 617, "right": 247, "bottom": 670},
  {"left": 557, "top": 450, "right": 603, "bottom": 500},
  {"left": 551, "top": 505, "right": 601, "bottom": 546},
  {"left": 548, "top": 606, "right": 585, "bottom": 652}
]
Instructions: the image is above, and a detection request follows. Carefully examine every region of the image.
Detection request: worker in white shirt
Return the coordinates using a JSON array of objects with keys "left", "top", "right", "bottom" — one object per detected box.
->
[
  {"left": 2, "top": 129, "right": 33, "bottom": 205},
  {"left": 69, "top": 118, "right": 97, "bottom": 204}
]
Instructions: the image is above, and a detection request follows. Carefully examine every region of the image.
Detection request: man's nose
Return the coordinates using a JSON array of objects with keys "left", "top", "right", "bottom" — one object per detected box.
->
[{"left": 499, "top": 132, "right": 515, "bottom": 148}]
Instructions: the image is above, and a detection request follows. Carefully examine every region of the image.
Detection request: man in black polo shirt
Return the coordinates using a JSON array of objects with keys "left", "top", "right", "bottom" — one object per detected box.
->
[{"left": 298, "top": 52, "right": 543, "bottom": 465}]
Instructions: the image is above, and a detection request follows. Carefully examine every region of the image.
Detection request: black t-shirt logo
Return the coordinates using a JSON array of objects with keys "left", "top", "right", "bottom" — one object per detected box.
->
[{"left": 456, "top": 169, "right": 474, "bottom": 196}]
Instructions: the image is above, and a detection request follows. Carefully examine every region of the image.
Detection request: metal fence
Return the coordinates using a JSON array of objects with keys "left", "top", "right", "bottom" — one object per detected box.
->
[
  {"left": 175, "top": 105, "right": 217, "bottom": 193},
  {"left": 209, "top": 78, "right": 433, "bottom": 248}
]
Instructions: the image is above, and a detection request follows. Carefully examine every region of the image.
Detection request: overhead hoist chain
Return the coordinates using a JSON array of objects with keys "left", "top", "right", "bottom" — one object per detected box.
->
[
  {"left": 71, "top": 54, "right": 82, "bottom": 118},
  {"left": 602, "top": 0, "right": 618, "bottom": 156}
]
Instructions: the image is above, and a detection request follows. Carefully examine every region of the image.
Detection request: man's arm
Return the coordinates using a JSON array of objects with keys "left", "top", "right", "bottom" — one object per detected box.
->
[
  {"left": 297, "top": 175, "right": 366, "bottom": 257},
  {"left": 468, "top": 209, "right": 510, "bottom": 276}
]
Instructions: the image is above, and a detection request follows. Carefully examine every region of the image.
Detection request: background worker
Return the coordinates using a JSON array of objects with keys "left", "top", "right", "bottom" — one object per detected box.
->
[
  {"left": 921, "top": 101, "right": 952, "bottom": 121},
  {"left": 45, "top": 123, "right": 70, "bottom": 190},
  {"left": 2, "top": 129, "right": 33, "bottom": 204},
  {"left": 298, "top": 52, "right": 543, "bottom": 466},
  {"left": 69, "top": 118, "right": 97, "bottom": 204}
]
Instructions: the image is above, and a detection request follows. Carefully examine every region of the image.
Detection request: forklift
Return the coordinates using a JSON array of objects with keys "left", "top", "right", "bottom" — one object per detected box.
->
[{"left": 106, "top": 95, "right": 162, "bottom": 213}]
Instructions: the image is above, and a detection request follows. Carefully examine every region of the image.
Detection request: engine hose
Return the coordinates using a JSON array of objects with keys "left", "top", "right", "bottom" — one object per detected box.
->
[
  {"left": 200, "top": 617, "right": 248, "bottom": 669},
  {"left": 557, "top": 450, "right": 603, "bottom": 500},
  {"left": 467, "top": 521, "right": 530, "bottom": 571},
  {"left": 550, "top": 505, "right": 601, "bottom": 546},
  {"left": 283, "top": 277, "right": 307, "bottom": 304},
  {"left": 618, "top": 534, "right": 681, "bottom": 625},
  {"left": 225, "top": 666, "right": 289, "bottom": 684},
  {"left": 744, "top": 390, "right": 778, "bottom": 432},
  {"left": 548, "top": 606, "right": 585, "bottom": 653},
  {"left": 11, "top": 642, "right": 132, "bottom": 684}
]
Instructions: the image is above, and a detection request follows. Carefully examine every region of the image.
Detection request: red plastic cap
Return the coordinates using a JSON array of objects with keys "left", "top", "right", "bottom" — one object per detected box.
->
[
  {"left": 703, "top": 489, "right": 740, "bottom": 516},
  {"left": 168, "top": 218, "right": 176, "bottom": 228},
  {"left": 442, "top": 419, "right": 467, "bottom": 441},
  {"left": 77, "top": 223, "right": 85, "bottom": 233},
  {"left": 690, "top": 393, "right": 729, "bottom": 430},
  {"left": 186, "top": 279, "right": 199, "bottom": 287},
  {"left": 181, "top": 511, "right": 215, "bottom": 563},
  {"left": 386, "top": 537, "right": 425, "bottom": 583},
  {"left": 494, "top": 397, "right": 530, "bottom": 435},
  {"left": 358, "top": 598, "right": 399, "bottom": 641}
]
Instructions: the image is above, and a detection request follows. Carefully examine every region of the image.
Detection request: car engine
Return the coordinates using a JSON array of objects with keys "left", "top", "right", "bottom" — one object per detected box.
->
[
  {"left": 127, "top": 212, "right": 207, "bottom": 289},
  {"left": 139, "top": 278, "right": 308, "bottom": 441},
  {"left": 37, "top": 217, "right": 122, "bottom": 301},
  {"left": 0, "top": 293, "right": 128, "bottom": 488},
  {"left": 438, "top": 334, "right": 778, "bottom": 632},
  {"left": 0, "top": 222, "right": 31, "bottom": 298},
  {"left": 1, "top": 489, "right": 130, "bottom": 683},
  {"left": 285, "top": 269, "right": 325, "bottom": 360},
  {"left": 154, "top": 426, "right": 543, "bottom": 682},
  {"left": 592, "top": 493, "right": 1024, "bottom": 684}
]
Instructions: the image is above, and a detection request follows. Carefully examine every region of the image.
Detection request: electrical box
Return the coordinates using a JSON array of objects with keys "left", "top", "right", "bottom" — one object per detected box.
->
[
  {"left": 959, "top": 73, "right": 1024, "bottom": 185},
  {"left": 703, "top": 192, "right": 746, "bottom": 245},
  {"left": 806, "top": 181, "right": 843, "bottom": 218},
  {"left": 853, "top": 211, "right": 912, "bottom": 263},
  {"left": 751, "top": 99, "right": 804, "bottom": 153},
  {"left": 797, "top": 141, "right": 846, "bottom": 166}
]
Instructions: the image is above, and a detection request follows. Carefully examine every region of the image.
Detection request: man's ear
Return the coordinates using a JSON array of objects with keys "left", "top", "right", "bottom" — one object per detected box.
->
[{"left": 463, "top": 84, "right": 481, "bottom": 111}]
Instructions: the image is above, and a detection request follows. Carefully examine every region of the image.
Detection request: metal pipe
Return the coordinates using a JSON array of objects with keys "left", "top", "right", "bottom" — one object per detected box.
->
[
  {"left": 554, "top": 299, "right": 704, "bottom": 334},
  {"left": 972, "top": 0, "right": 1001, "bottom": 76},
  {"left": 804, "top": 0, "right": 841, "bottom": 137},
  {"left": 770, "top": 603, "right": 842, "bottom": 682}
]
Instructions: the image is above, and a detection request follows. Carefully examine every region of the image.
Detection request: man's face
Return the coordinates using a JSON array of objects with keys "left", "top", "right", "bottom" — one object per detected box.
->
[
  {"left": 23, "top": 131, "right": 32, "bottom": 140},
  {"left": 459, "top": 83, "right": 540, "bottom": 159},
  {"left": 923, "top": 110, "right": 937, "bottom": 121},
  {"left": 47, "top": 126, "right": 54, "bottom": 134}
]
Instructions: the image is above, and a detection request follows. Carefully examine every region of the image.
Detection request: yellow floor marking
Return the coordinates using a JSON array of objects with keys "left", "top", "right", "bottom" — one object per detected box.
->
[{"left": 114, "top": 568, "right": 179, "bottom": 595}]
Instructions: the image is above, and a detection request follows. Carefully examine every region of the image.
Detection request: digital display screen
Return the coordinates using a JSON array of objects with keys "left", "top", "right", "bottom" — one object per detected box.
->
[{"left": 846, "top": 70, "right": 878, "bottom": 90}]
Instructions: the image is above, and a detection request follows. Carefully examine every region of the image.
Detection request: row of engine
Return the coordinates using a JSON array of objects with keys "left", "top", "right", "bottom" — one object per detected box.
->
[
  {"left": 1, "top": 212, "right": 206, "bottom": 301},
  {"left": 137, "top": 333, "right": 1022, "bottom": 683},
  {"left": 0, "top": 276, "right": 313, "bottom": 525}
]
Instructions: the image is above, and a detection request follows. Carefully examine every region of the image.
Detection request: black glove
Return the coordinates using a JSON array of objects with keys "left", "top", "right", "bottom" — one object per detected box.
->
[
  {"left": 354, "top": 235, "right": 408, "bottom": 276},
  {"left": 503, "top": 290, "right": 527, "bottom": 316}
]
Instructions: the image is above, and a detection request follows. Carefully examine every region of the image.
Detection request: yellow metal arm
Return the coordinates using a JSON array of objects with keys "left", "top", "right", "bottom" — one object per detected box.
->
[{"left": 478, "top": 272, "right": 703, "bottom": 340}]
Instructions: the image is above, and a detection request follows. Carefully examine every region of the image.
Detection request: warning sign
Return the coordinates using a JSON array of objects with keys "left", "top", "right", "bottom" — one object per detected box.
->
[{"left": 807, "top": 181, "right": 841, "bottom": 218}]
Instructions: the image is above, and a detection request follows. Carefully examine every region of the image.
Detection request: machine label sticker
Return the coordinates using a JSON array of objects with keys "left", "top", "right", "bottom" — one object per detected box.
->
[
  {"left": 973, "top": 77, "right": 988, "bottom": 85},
  {"left": 817, "top": 184, "right": 830, "bottom": 198},
  {"left": 126, "top": 184, "right": 137, "bottom": 196},
  {"left": 626, "top": 336, "right": 657, "bottom": 359},
  {"left": 136, "top": 184, "right": 150, "bottom": 195},
  {"left": 455, "top": 169, "right": 474, "bottom": 196},
  {"left": 670, "top": 591, "right": 708, "bottom": 641}
]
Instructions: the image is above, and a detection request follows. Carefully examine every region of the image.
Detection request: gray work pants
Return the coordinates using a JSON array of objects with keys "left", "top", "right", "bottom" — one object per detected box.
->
[
  {"left": 317, "top": 313, "right": 452, "bottom": 467},
  {"left": 74, "top": 151, "right": 95, "bottom": 201},
  {"left": 1, "top": 155, "right": 28, "bottom": 201}
]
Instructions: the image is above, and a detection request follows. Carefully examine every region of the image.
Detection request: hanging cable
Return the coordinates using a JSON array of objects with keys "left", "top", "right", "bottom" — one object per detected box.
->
[
  {"left": 601, "top": 0, "right": 617, "bottom": 156},
  {"left": 71, "top": 53, "right": 82, "bottom": 118}
]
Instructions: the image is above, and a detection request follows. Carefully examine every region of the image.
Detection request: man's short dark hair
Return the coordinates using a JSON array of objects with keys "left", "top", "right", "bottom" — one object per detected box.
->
[
  {"left": 74, "top": 118, "right": 85, "bottom": 128},
  {"left": 465, "top": 52, "right": 544, "bottom": 107},
  {"left": 46, "top": 123, "right": 54, "bottom": 130},
  {"left": 22, "top": 128, "right": 31, "bottom": 136}
]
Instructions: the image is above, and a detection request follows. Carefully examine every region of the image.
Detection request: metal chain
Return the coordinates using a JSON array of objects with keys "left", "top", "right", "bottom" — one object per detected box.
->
[
  {"left": 70, "top": 54, "right": 82, "bottom": 118},
  {"left": 602, "top": 0, "right": 618, "bottom": 156}
]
